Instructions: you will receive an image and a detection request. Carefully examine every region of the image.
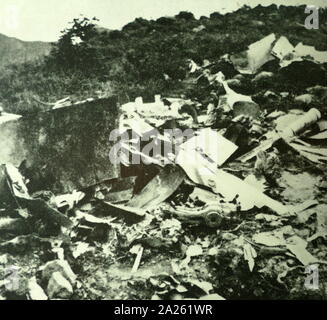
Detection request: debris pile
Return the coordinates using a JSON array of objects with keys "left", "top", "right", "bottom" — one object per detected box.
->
[{"left": 0, "top": 33, "right": 327, "bottom": 300}]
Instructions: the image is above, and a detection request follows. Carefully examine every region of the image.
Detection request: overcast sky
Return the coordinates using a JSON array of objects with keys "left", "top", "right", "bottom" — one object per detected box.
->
[{"left": 0, "top": 0, "right": 325, "bottom": 42}]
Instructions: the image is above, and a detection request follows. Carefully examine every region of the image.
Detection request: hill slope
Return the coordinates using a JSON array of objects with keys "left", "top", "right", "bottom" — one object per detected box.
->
[
  {"left": 0, "top": 5, "right": 326, "bottom": 114},
  {"left": 0, "top": 33, "right": 51, "bottom": 69}
]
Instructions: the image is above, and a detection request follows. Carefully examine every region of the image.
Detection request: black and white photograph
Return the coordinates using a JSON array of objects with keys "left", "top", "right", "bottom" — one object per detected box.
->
[{"left": 0, "top": 0, "right": 326, "bottom": 302}]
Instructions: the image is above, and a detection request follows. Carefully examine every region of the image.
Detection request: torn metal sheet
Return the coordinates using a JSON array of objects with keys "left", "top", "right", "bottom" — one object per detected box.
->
[
  {"left": 176, "top": 142, "right": 218, "bottom": 185},
  {"left": 306, "top": 130, "right": 327, "bottom": 140},
  {"left": 127, "top": 165, "right": 185, "bottom": 209},
  {"left": 131, "top": 244, "right": 144, "bottom": 273},
  {"left": 104, "top": 176, "right": 136, "bottom": 203},
  {"left": 238, "top": 108, "right": 321, "bottom": 162},
  {"left": 243, "top": 242, "right": 257, "bottom": 272},
  {"left": 119, "top": 114, "right": 155, "bottom": 137},
  {"left": 215, "top": 72, "right": 255, "bottom": 111},
  {"left": 121, "top": 96, "right": 184, "bottom": 128},
  {"left": 189, "top": 187, "right": 221, "bottom": 203},
  {"left": 293, "top": 199, "right": 319, "bottom": 214},
  {"left": 317, "top": 120, "right": 327, "bottom": 131},
  {"left": 188, "top": 59, "right": 201, "bottom": 73},
  {"left": 75, "top": 211, "right": 117, "bottom": 227},
  {"left": 288, "top": 140, "right": 327, "bottom": 164},
  {"left": 230, "top": 33, "right": 276, "bottom": 74},
  {"left": 0, "top": 97, "right": 119, "bottom": 193},
  {"left": 286, "top": 236, "right": 319, "bottom": 266},
  {"left": 246, "top": 33, "right": 276, "bottom": 72},
  {"left": 19, "top": 197, "right": 73, "bottom": 228},
  {"left": 0, "top": 113, "right": 22, "bottom": 125},
  {"left": 252, "top": 231, "right": 286, "bottom": 247},
  {"left": 120, "top": 142, "right": 171, "bottom": 167},
  {"left": 1, "top": 164, "right": 72, "bottom": 228},
  {"left": 102, "top": 201, "right": 146, "bottom": 223},
  {"left": 213, "top": 169, "right": 287, "bottom": 214},
  {"left": 105, "top": 189, "right": 134, "bottom": 203},
  {"left": 53, "top": 191, "right": 85, "bottom": 211},
  {"left": 271, "top": 36, "right": 294, "bottom": 60},
  {"left": 294, "top": 43, "right": 327, "bottom": 65},
  {"left": 230, "top": 34, "right": 327, "bottom": 72},
  {"left": 177, "top": 128, "right": 238, "bottom": 167},
  {"left": 243, "top": 174, "right": 266, "bottom": 193},
  {"left": 176, "top": 145, "right": 287, "bottom": 215}
]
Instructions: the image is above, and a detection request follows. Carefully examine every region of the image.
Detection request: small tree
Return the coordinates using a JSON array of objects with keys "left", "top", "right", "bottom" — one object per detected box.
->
[
  {"left": 48, "top": 16, "right": 99, "bottom": 72},
  {"left": 176, "top": 11, "right": 195, "bottom": 20}
]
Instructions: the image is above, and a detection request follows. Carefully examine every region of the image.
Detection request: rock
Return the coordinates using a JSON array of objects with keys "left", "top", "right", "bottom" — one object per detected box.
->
[
  {"left": 226, "top": 78, "right": 242, "bottom": 90},
  {"left": 251, "top": 20, "right": 265, "bottom": 27},
  {"left": 306, "top": 85, "right": 327, "bottom": 98},
  {"left": 233, "top": 74, "right": 245, "bottom": 81},
  {"left": 307, "top": 86, "right": 324, "bottom": 94},
  {"left": 233, "top": 101, "right": 261, "bottom": 119},
  {"left": 42, "top": 260, "right": 76, "bottom": 285},
  {"left": 3, "top": 266, "right": 28, "bottom": 299},
  {"left": 28, "top": 277, "right": 48, "bottom": 300},
  {"left": 253, "top": 90, "right": 280, "bottom": 105},
  {"left": 210, "top": 60, "right": 239, "bottom": 79},
  {"left": 192, "top": 25, "right": 206, "bottom": 32},
  {"left": 0, "top": 235, "right": 48, "bottom": 255},
  {"left": 280, "top": 92, "right": 290, "bottom": 98},
  {"left": 250, "top": 123, "right": 264, "bottom": 135},
  {"left": 294, "top": 94, "right": 313, "bottom": 105},
  {"left": 252, "top": 71, "right": 274, "bottom": 83},
  {"left": 47, "top": 271, "right": 73, "bottom": 299},
  {"left": 264, "top": 90, "right": 279, "bottom": 99},
  {"left": 0, "top": 254, "right": 8, "bottom": 264}
]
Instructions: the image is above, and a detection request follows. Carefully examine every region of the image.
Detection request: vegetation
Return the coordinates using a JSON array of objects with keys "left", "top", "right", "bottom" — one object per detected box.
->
[{"left": 0, "top": 5, "right": 327, "bottom": 115}]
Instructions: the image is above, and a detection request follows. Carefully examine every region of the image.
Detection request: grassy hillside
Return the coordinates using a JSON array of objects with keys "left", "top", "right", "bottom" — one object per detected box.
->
[{"left": 0, "top": 5, "right": 326, "bottom": 115}]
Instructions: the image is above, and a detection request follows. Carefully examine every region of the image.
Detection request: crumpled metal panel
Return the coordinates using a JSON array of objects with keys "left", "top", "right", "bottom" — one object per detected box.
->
[{"left": 0, "top": 97, "right": 119, "bottom": 193}]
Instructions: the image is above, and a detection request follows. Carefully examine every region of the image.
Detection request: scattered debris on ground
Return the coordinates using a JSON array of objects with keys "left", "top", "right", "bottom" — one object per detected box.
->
[{"left": 0, "top": 33, "right": 326, "bottom": 300}]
